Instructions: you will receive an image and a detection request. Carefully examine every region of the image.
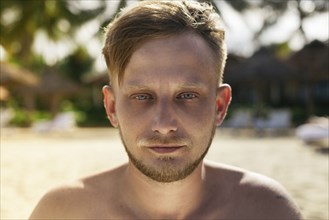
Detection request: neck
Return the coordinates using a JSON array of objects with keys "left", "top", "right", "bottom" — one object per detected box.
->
[{"left": 123, "top": 161, "right": 206, "bottom": 219}]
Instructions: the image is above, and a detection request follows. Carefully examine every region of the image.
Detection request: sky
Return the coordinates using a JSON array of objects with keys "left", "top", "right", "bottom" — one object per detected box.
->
[{"left": 1, "top": 0, "right": 328, "bottom": 72}]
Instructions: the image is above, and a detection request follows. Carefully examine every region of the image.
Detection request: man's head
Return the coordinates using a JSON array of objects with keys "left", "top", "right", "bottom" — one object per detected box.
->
[
  {"left": 103, "top": 0, "right": 226, "bottom": 86},
  {"left": 102, "top": 0, "right": 231, "bottom": 183}
]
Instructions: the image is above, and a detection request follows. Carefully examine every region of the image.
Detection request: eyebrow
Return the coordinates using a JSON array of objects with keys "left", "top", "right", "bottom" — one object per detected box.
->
[
  {"left": 123, "top": 84, "right": 152, "bottom": 91},
  {"left": 178, "top": 83, "right": 207, "bottom": 89},
  {"left": 123, "top": 82, "right": 208, "bottom": 91}
]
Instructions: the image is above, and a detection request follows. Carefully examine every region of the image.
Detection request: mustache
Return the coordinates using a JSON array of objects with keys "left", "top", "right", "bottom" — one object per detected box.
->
[{"left": 138, "top": 135, "right": 191, "bottom": 147}]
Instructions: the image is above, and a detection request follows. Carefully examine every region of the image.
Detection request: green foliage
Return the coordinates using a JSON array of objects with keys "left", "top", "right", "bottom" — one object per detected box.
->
[
  {"left": 274, "top": 42, "right": 292, "bottom": 59},
  {"left": 62, "top": 93, "right": 108, "bottom": 127},
  {"left": 31, "top": 111, "right": 52, "bottom": 121},
  {"left": 78, "top": 106, "right": 111, "bottom": 127},
  {"left": 59, "top": 100, "right": 86, "bottom": 124},
  {"left": 58, "top": 46, "right": 93, "bottom": 82},
  {"left": 9, "top": 108, "right": 30, "bottom": 127},
  {"left": 222, "top": 0, "right": 250, "bottom": 11},
  {"left": 0, "top": 0, "right": 106, "bottom": 64},
  {"left": 7, "top": 98, "right": 49, "bottom": 126},
  {"left": 290, "top": 107, "right": 309, "bottom": 126},
  {"left": 8, "top": 100, "right": 91, "bottom": 127}
]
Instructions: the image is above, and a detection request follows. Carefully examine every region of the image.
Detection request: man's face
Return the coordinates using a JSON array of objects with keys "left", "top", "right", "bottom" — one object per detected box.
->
[{"left": 104, "top": 33, "right": 231, "bottom": 182}]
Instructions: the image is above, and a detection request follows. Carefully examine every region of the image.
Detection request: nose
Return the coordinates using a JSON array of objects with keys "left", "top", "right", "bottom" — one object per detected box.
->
[{"left": 151, "top": 100, "right": 178, "bottom": 135}]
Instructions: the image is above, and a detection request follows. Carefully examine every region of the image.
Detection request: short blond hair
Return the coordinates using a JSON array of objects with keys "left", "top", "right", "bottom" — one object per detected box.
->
[{"left": 103, "top": 0, "right": 226, "bottom": 85}]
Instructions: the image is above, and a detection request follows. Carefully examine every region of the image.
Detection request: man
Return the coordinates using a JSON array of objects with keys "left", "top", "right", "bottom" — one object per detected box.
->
[{"left": 30, "top": 1, "right": 302, "bottom": 219}]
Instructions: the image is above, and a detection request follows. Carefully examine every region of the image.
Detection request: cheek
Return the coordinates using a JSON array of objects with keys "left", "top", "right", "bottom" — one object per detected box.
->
[
  {"left": 178, "top": 101, "right": 217, "bottom": 127},
  {"left": 115, "top": 100, "right": 150, "bottom": 132}
]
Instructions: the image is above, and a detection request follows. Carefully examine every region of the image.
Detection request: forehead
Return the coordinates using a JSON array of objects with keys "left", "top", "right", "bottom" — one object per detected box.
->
[{"left": 115, "top": 33, "right": 217, "bottom": 89}]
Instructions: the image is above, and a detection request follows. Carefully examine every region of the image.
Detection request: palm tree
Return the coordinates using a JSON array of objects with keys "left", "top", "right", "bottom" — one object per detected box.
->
[{"left": 0, "top": 0, "right": 106, "bottom": 66}]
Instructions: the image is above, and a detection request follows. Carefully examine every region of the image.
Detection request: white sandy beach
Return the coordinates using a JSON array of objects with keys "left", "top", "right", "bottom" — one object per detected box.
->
[{"left": 1, "top": 128, "right": 328, "bottom": 220}]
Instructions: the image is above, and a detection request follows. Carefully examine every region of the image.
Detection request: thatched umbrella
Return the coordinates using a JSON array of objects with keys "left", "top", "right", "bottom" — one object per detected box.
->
[
  {"left": 0, "top": 62, "right": 40, "bottom": 86},
  {"left": 36, "top": 70, "right": 80, "bottom": 95},
  {"left": 0, "top": 62, "right": 41, "bottom": 111},
  {"left": 35, "top": 68, "right": 82, "bottom": 115}
]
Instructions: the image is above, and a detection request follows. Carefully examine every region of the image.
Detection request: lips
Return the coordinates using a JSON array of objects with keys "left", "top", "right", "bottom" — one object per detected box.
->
[{"left": 148, "top": 146, "right": 185, "bottom": 154}]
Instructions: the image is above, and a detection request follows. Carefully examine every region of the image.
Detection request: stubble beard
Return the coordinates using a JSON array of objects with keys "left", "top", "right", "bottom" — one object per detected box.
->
[{"left": 118, "top": 125, "right": 217, "bottom": 183}]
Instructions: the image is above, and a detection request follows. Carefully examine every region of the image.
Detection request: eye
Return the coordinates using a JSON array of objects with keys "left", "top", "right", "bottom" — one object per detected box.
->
[
  {"left": 176, "top": 92, "right": 198, "bottom": 100},
  {"left": 131, "top": 94, "right": 154, "bottom": 101}
]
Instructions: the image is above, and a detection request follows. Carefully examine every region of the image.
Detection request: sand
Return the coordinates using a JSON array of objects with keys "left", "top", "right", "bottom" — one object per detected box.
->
[{"left": 1, "top": 128, "right": 328, "bottom": 220}]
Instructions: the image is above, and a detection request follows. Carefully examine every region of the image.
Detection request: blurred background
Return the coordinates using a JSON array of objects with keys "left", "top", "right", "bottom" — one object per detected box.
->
[
  {"left": 0, "top": 0, "right": 329, "bottom": 126},
  {"left": 0, "top": 0, "right": 328, "bottom": 219},
  {"left": 0, "top": 0, "right": 328, "bottom": 127}
]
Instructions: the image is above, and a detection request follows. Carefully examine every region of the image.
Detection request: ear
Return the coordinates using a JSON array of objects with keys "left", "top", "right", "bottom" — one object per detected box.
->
[
  {"left": 102, "top": 85, "right": 119, "bottom": 127},
  {"left": 215, "top": 84, "right": 231, "bottom": 126}
]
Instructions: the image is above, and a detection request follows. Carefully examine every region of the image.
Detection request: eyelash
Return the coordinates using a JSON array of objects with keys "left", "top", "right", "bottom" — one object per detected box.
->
[
  {"left": 131, "top": 92, "right": 199, "bottom": 101},
  {"left": 176, "top": 92, "right": 199, "bottom": 100},
  {"left": 132, "top": 94, "right": 154, "bottom": 101}
]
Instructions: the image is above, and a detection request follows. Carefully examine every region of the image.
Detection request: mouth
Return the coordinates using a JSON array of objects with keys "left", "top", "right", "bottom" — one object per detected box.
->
[{"left": 148, "top": 146, "right": 186, "bottom": 154}]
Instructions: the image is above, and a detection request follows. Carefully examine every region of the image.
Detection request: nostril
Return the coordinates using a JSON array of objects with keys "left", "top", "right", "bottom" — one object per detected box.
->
[
  {"left": 151, "top": 113, "right": 178, "bottom": 134},
  {"left": 152, "top": 124, "right": 178, "bottom": 135}
]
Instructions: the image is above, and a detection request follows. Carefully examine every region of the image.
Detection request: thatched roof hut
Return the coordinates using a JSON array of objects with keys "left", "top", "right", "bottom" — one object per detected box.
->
[
  {"left": 0, "top": 62, "right": 41, "bottom": 111},
  {"left": 35, "top": 69, "right": 81, "bottom": 96},
  {"left": 225, "top": 49, "right": 295, "bottom": 84},
  {"left": 82, "top": 72, "right": 109, "bottom": 85},
  {"left": 34, "top": 68, "right": 83, "bottom": 115},
  {"left": 288, "top": 40, "right": 328, "bottom": 81},
  {"left": 224, "top": 49, "right": 295, "bottom": 105},
  {"left": 287, "top": 40, "right": 328, "bottom": 115},
  {"left": 223, "top": 54, "right": 247, "bottom": 84},
  {"left": 0, "top": 62, "right": 40, "bottom": 86}
]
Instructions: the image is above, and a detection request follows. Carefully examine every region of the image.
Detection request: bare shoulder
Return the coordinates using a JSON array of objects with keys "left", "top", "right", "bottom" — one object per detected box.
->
[
  {"left": 29, "top": 164, "right": 127, "bottom": 220},
  {"left": 29, "top": 180, "right": 88, "bottom": 219},
  {"left": 204, "top": 161, "right": 303, "bottom": 219},
  {"left": 239, "top": 169, "right": 303, "bottom": 219}
]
